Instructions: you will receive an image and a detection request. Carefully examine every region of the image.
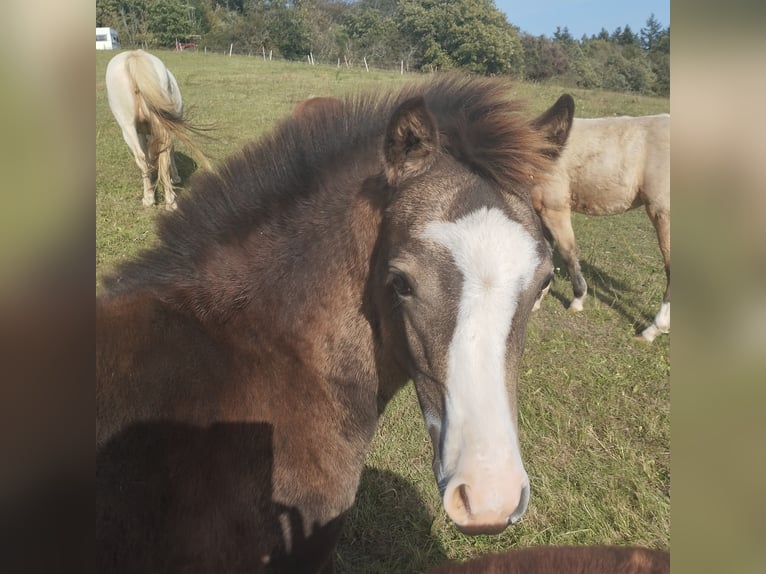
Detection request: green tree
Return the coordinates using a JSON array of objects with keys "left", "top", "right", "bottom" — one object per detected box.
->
[
  {"left": 553, "top": 26, "right": 573, "bottom": 44},
  {"left": 647, "top": 28, "right": 670, "bottom": 95},
  {"left": 97, "top": 0, "right": 208, "bottom": 47},
  {"left": 640, "top": 15, "right": 670, "bottom": 95},
  {"left": 202, "top": 0, "right": 246, "bottom": 48},
  {"left": 98, "top": 0, "right": 150, "bottom": 46},
  {"left": 619, "top": 24, "right": 640, "bottom": 47},
  {"left": 266, "top": 3, "right": 311, "bottom": 60},
  {"left": 297, "top": 0, "right": 353, "bottom": 63},
  {"left": 342, "top": 0, "right": 414, "bottom": 68},
  {"left": 543, "top": 25, "right": 601, "bottom": 87},
  {"left": 343, "top": 5, "right": 397, "bottom": 63},
  {"left": 185, "top": 0, "right": 213, "bottom": 36},
  {"left": 96, "top": 0, "right": 122, "bottom": 28},
  {"left": 520, "top": 33, "right": 570, "bottom": 81},
  {"left": 148, "top": 0, "right": 195, "bottom": 46},
  {"left": 582, "top": 38, "right": 655, "bottom": 93},
  {"left": 200, "top": 0, "right": 309, "bottom": 58},
  {"left": 640, "top": 13, "right": 664, "bottom": 52},
  {"left": 398, "top": 0, "right": 523, "bottom": 75},
  {"left": 595, "top": 27, "right": 610, "bottom": 41}
]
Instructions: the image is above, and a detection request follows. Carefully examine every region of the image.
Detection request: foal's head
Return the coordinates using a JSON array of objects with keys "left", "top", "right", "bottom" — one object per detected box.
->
[{"left": 371, "top": 83, "right": 572, "bottom": 534}]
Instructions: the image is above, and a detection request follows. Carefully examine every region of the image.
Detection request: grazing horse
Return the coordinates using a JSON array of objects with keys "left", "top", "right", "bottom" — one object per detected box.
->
[
  {"left": 530, "top": 110, "right": 670, "bottom": 342},
  {"left": 105, "top": 49, "right": 211, "bottom": 210},
  {"left": 426, "top": 545, "right": 670, "bottom": 574},
  {"left": 97, "top": 77, "right": 573, "bottom": 572},
  {"left": 292, "top": 96, "right": 344, "bottom": 119}
]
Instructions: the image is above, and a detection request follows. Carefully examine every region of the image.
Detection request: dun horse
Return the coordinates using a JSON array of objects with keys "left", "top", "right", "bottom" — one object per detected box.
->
[
  {"left": 105, "top": 49, "right": 211, "bottom": 210},
  {"left": 530, "top": 110, "right": 670, "bottom": 342},
  {"left": 97, "top": 78, "right": 573, "bottom": 572}
]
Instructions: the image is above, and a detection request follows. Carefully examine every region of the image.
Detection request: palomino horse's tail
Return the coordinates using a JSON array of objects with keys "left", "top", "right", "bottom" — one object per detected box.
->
[{"left": 124, "top": 52, "right": 212, "bottom": 202}]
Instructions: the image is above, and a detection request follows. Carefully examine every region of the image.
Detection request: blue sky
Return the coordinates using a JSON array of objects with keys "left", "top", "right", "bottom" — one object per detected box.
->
[{"left": 494, "top": 1, "right": 670, "bottom": 39}]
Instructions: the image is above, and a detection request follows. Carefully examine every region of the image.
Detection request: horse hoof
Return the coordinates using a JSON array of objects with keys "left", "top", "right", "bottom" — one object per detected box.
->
[
  {"left": 171, "top": 176, "right": 182, "bottom": 184},
  {"left": 639, "top": 324, "right": 667, "bottom": 343},
  {"left": 142, "top": 199, "right": 154, "bottom": 207},
  {"left": 165, "top": 202, "right": 178, "bottom": 211},
  {"left": 568, "top": 300, "right": 584, "bottom": 312}
]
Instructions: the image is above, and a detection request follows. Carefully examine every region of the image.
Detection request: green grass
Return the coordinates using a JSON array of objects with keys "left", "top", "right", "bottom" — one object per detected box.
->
[{"left": 96, "top": 50, "right": 669, "bottom": 572}]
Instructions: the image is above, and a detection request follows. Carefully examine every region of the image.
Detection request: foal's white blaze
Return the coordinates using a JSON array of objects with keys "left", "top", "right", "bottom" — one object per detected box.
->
[{"left": 422, "top": 207, "right": 540, "bottom": 533}]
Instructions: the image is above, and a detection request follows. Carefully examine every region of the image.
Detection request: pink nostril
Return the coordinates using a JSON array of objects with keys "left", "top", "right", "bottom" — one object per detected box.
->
[
  {"left": 448, "top": 483, "right": 471, "bottom": 518},
  {"left": 457, "top": 484, "right": 471, "bottom": 515}
]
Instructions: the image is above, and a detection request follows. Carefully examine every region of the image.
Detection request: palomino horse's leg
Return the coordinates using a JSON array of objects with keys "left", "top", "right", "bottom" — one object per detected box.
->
[
  {"left": 540, "top": 207, "right": 588, "bottom": 311},
  {"left": 121, "top": 128, "right": 155, "bottom": 207},
  {"left": 156, "top": 146, "right": 178, "bottom": 211},
  {"left": 640, "top": 206, "right": 670, "bottom": 341},
  {"left": 140, "top": 166, "right": 155, "bottom": 207}
]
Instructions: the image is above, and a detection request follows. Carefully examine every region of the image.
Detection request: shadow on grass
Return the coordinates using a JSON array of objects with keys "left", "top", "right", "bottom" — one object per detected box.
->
[
  {"left": 548, "top": 250, "right": 657, "bottom": 335},
  {"left": 580, "top": 260, "right": 659, "bottom": 335},
  {"left": 335, "top": 467, "right": 447, "bottom": 573}
]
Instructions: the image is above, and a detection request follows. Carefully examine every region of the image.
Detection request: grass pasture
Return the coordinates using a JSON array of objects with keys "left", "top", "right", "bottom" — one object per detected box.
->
[{"left": 96, "top": 50, "right": 670, "bottom": 572}]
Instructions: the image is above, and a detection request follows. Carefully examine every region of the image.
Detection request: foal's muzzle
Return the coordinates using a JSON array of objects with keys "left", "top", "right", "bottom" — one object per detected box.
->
[{"left": 442, "top": 470, "right": 530, "bottom": 535}]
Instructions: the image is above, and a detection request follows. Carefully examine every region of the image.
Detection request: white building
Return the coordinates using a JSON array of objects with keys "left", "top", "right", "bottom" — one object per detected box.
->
[{"left": 96, "top": 28, "right": 121, "bottom": 50}]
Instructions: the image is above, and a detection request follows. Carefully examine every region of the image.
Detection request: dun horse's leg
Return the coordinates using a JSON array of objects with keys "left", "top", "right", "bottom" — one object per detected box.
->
[
  {"left": 532, "top": 239, "right": 553, "bottom": 311},
  {"left": 532, "top": 282, "right": 550, "bottom": 312},
  {"left": 641, "top": 207, "right": 670, "bottom": 341},
  {"left": 541, "top": 208, "right": 587, "bottom": 311}
]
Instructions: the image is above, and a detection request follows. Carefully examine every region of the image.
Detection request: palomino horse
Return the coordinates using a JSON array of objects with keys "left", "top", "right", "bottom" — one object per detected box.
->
[
  {"left": 97, "top": 77, "right": 573, "bottom": 572},
  {"left": 427, "top": 545, "right": 669, "bottom": 574},
  {"left": 530, "top": 110, "right": 670, "bottom": 342},
  {"left": 105, "top": 49, "right": 211, "bottom": 210}
]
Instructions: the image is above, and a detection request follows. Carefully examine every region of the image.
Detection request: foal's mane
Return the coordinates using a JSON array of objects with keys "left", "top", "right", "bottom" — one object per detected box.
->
[{"left": 101, "top": 76, "right": 556, "bottom": 297}]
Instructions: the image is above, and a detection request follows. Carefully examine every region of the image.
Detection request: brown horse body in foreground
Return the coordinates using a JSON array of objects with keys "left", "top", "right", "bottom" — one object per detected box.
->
[
  {"left": 531, "top": 113, "right": 670, "bottom": 341},
  {"left": 427, "top": 545, "right": 669, "bottom": 574},
  {"left": 97, "top": 78, "right": 573, "bottom": 572}
]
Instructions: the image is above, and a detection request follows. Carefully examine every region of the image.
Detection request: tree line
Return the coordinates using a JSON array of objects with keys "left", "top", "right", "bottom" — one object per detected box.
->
[{"left": 96, "top": 0, "right": 670, "bottom": 95}]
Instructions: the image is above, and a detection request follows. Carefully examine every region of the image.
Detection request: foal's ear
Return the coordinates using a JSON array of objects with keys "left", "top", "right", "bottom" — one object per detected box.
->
[
  {"left": 531, "top": 93, "right": 575, "bottom": 157},
  {"left": 383, "top": 96, "right": 439, "bottom": 185}
]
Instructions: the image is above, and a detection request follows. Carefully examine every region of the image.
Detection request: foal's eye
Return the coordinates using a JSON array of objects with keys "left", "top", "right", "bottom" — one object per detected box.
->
[{"left": 389, "top": 272, "right": 414, "bottom": 298}]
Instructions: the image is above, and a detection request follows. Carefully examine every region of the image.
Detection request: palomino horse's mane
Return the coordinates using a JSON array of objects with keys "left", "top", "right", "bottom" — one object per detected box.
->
[{"left": 102, "top": 76, "right": 557, "bottom": 297}]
